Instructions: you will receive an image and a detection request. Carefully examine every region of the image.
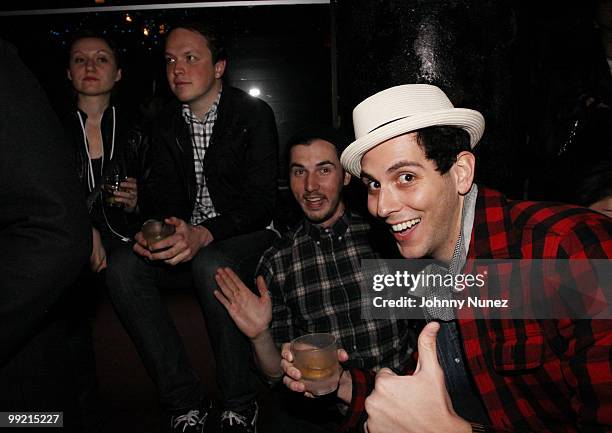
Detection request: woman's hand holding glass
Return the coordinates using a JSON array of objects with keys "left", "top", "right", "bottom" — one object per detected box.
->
[{"left": 113, "top": 177, "right": 138, "bottom": 212}]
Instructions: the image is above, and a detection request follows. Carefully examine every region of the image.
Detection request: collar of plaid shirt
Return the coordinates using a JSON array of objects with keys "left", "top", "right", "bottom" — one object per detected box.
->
[
  {"left": 181, "top": 87, "right": 221, "bottom": 124},
  {"left": 302, "top": 209, "right": 350, "bottom": 241}
]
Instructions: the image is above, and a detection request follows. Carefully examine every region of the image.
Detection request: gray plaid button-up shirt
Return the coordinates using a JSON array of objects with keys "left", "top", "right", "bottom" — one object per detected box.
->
[{"left": 257, "top": 211, "right": 412, "bottom": 371}]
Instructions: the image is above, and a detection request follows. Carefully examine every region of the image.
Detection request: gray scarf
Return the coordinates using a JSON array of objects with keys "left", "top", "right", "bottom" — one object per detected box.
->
[{"left": 420, "top": 184, "right": 478, "bottom": 321}]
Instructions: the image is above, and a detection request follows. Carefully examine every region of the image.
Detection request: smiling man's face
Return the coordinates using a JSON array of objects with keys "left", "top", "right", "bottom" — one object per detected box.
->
[
  {"left": 289, "top": 139, "right": 350, "bottom": 228},
  {"left": 360, "top": 132, "right": 467, "bottom": 263}
]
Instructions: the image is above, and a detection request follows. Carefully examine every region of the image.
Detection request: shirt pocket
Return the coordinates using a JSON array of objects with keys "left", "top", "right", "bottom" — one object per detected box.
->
[{"left": 490, "top": 327, "right": 545, "bottom": 372}]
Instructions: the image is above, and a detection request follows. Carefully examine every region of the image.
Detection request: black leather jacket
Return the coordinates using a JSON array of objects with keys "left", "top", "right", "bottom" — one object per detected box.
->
[
  {"left": 65, "top": 107, "right": 149, "bottom": 190},
  {"left": 141, "top": 86, "right": 278, "bottom": 241},
  {"left": 63, "top": 106, "right": 149, "bottom": 244}
]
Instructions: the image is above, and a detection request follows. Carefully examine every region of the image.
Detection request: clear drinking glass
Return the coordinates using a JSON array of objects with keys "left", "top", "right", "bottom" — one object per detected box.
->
[
  {"left": 102, "top": 165, "right": 126, "bottom": 208},
  {"left": 290, "top": 333, "right": 340, "bottom": 396},
  {"left": 141, "top": 219, "right": 175, "bottom": 250}
]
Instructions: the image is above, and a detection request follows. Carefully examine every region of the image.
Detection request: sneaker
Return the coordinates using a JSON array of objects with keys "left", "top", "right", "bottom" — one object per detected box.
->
[
  {"left": 170, "top": 404, "right": 210, "bottom": 433},
  {"left": 219, "top": 401, "right": 258, "bottom": 433}
]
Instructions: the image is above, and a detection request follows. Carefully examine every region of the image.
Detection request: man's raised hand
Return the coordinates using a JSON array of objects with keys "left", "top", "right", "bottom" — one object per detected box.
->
[{"left": 214, "top": 268, "right": 272, "bottom": 340}]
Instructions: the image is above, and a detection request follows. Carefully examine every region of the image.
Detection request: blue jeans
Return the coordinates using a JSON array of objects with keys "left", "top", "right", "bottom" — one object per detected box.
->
[{"left": 105, "top": 229, "right": 277, "bottom": 412}]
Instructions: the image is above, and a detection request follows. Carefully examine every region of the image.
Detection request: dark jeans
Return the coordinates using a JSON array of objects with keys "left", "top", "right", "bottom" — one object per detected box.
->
[{"left": 105, "top": 229, "right": 277, "bottom": 412}]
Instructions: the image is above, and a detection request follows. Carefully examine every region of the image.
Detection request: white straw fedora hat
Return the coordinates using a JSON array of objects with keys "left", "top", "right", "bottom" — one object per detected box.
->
[{"left": 340, "top": 84, "right": 485, "bottom": 177}]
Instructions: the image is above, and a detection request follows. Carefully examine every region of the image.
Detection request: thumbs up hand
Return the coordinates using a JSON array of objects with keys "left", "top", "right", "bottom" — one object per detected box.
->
[{"left": 364, "top": 322, "right": 471, "bottom": 433}]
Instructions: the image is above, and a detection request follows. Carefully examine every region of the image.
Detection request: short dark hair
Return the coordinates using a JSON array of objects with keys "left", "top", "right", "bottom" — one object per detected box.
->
[
  {"left": 415, "top": 126, "right": 471, "bottom": 174},
  {"left": 286, "top": 127, "right": 348, "bottom": 169},
  {"left": 167, "top": 21, "right": 227, "bottom": 63},
  {"left": 67, "top": 30, "right": 121, "bottom": 68}
]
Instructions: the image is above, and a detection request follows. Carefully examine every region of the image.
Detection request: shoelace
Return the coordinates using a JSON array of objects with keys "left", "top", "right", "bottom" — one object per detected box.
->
[
  {"left": 173, "top": 409, "right": 203, "bottom": 431},
  {"left": 221, "top": 410, "right": 248, "bottom": 427}
]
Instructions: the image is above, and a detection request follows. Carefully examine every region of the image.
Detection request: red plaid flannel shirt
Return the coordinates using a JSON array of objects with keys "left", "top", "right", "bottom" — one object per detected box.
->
[{"left": 341, "top": 187, "right": 612, "bottom": 432}]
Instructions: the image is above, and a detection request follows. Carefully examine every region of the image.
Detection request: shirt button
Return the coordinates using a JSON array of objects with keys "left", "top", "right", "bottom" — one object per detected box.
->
[{"left": 454, "top": 357, "right": 461, "bottom": 364}]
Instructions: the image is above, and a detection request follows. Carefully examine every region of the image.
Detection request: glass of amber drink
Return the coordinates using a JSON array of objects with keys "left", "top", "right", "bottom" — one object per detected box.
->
[{"left": 291, "top": 333, "right": 340, "bottom": 396}]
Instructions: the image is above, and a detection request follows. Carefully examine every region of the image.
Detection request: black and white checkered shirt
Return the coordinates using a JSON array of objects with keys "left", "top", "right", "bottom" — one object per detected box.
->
[
  {"left": 257, "top": 211, "right": 412, "bottom": 371},
  {"left": 181, "top": 91, "right": 221, "bottom": 225}
]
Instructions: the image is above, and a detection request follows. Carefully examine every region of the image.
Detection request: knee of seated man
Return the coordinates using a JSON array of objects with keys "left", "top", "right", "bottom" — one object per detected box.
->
[{"left": 191, "top": 244, "right": 238, "bottom": 288}]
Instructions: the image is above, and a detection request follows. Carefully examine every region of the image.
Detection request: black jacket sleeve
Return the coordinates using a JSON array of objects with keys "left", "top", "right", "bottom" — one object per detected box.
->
[{"left": 0, "top": 39, "right": 91, "bottom": 365}]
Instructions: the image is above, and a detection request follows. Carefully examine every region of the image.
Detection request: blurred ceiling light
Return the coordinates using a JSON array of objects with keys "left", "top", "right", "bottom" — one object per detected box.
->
[
  {"left": 143, "top": 27, "right": 150, "bottom": 36},
  {"left": 125, "top": 14, "right": 132, "bottom": 22},
  {"left": 249, "top": 87, "right": 261, "bottom": 97}
]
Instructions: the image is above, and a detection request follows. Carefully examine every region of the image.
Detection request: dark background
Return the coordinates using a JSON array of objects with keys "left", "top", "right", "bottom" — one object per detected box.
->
[
  {"left": 1, "top": 0, "right": 610, "bottom": 201},
  {"left": 335, "top": 0, "right": 612, "bottom": 199}
]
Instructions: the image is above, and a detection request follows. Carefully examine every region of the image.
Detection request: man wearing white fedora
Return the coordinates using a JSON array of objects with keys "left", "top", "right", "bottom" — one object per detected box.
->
[{"left": 279, "top": 84, "right": 612, "bottom": 432}]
